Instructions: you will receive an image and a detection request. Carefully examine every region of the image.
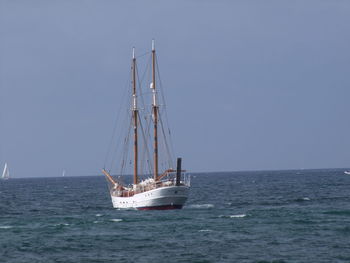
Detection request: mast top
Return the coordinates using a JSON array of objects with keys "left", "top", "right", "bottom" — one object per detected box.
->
[
  {"left": 152, "top": 39, "right": 155, "bottom": 51},
  {"left": 132, "top": 47, "right": 135, "bottom": 59}
]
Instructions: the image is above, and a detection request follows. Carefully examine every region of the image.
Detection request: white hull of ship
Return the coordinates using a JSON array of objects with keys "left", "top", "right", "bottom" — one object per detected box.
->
[{"left": 111, "top": 185, "right": 189, "bottom": 210}]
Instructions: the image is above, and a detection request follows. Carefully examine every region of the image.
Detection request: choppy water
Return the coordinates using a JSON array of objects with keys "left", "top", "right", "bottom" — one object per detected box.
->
[{"left": 1, "top": 169, "right": 350, "bottom": 262}]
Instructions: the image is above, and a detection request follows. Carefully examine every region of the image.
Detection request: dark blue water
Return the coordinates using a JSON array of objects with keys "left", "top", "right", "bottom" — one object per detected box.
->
[{"left": 1, "top": 169, "right": 350, "bottom": 262}]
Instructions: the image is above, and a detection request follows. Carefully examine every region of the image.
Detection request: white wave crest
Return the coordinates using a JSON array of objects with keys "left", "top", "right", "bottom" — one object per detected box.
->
[
  {"left": 188, "top": 204, "right": 214, "bottom": 209},
  {"left": 0, "top": 225, "right": 13, "bottom": 229},
  {"left": 230, "top": 214, "right": 246, "bottom": 218},
  {"left": 95, "top": 214, "right": 103, "bottom": 217},
  {"left": 199, "top": 229, "right": 213, "bottom": 232},
  {"left": 110, "top": 219, "right": 123, "bottom": 222}
]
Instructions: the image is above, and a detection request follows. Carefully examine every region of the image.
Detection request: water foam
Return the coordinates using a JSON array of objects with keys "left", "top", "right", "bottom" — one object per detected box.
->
[
  {"left": 230, "top": 214, "right": 246, "bottom": 218},
  {"left": 188, "top": 204, "right": 214, "bottom": 209},
  {"left": 199, "top": 229, "right": 213, "bottom": 232},
  {"left": 0, "top": 225, "right": 13, "bottom": 229},
  {"left": 110, "top": 219, "right": 123, "bottom": 222},
  {"left": 53, "top": 223, "right": 70, "bottom": 227}
]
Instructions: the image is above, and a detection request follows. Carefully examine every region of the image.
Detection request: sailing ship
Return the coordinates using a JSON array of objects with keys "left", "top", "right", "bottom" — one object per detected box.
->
[
  {"left": 2, "top": 163, "right": 9, "bottom": 180},
  {"left": 102, "top": 41, "right": 190, "bottom": 210}
]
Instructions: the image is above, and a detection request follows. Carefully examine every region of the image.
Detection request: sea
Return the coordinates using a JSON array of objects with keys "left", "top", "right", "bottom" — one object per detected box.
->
[{"left": 1, "top": 169, "right": 350, "bottom": 263}]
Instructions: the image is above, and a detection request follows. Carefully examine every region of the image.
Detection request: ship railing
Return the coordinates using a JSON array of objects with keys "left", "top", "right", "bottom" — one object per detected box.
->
[
  {"left": 113, "top": 172, "right": 190, "bottom": 197},
  {"left": 157, "top": 171, "right": 191, "bottom": 187}
]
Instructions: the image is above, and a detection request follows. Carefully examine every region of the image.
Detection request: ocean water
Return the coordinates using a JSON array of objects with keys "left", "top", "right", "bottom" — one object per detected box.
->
[{"left": 1, "top": 169, "right": 350, "bottom": 263}]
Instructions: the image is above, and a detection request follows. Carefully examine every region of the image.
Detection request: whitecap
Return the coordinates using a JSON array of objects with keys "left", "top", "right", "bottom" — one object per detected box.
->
[
  {"left": 230, "top": 214, "right": 246, "bottom": 218},
  {"left": 110, "top": 219, "right": 123, "bottom": 222},
  {"left": 93, "top": 221, "right": 100, "bottom": 224},
  {"left": 302, "top": 197, "right": 310, "bottom": 201},
  {"left": 199, "top": 229, "right": 212, "bottom": 232},
  {"left": 95, "top": 214, "right": 103, "bottom": 217},
  {"left": 188, "top": 204, "right": 214, "bottom": 209},
  {"left": 0, "top": 225, "right": 12, "bottom": 229},
  {"left": 53, "top": 223, "right": 70, "bottom": 227}
]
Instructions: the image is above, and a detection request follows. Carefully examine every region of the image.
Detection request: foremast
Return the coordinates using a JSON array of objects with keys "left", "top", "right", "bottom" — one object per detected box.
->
[
  {"left": 102, "top": 47, "right": 139, "bottom": 188},
  {"left": 151, "top": 40, "right": 159, "bottom": 181}
]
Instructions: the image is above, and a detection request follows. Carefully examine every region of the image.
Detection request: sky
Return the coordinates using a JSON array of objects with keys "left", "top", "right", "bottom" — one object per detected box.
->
[{"left": 1, "top": 0, "right": 350, "bottom": 177}]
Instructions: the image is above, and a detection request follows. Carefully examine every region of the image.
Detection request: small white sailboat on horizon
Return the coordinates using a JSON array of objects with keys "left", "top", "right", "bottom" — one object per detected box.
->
[{"left": 2, "top": 163, "right": 9, "bottom": 180}]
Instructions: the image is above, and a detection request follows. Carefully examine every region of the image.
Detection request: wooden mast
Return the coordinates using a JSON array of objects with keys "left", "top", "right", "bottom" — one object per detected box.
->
[
  {"left": 132, "top": 47, "right": 138, "bottom": 185},
  {"left": 151, "top": 40, "right": 159, "bottom": 181}
]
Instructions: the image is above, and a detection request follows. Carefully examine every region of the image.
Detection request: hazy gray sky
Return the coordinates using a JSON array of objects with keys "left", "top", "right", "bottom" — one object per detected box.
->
[{"left": 1, "top": 0, "right": 350, "bottom": 177}]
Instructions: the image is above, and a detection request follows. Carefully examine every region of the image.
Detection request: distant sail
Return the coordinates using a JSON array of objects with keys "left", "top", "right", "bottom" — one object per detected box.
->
[
  {"left": 62, "top": 169, "right": 66, "bottom": 177},
  {"left": 2, "top": 163, "right": 9, "bottom": 180}
]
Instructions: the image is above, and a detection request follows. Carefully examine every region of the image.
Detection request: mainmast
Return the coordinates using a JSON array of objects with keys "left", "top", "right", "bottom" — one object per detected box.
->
[
  {"left": 151, "top": 40, "right": 159, "bottom": 181},
  {"left": 132, "top": 47, "right": 138, "bottom": 185}
]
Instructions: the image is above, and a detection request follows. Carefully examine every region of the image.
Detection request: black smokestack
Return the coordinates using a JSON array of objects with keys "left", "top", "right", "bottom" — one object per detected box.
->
[{"left": 176, "top": 158, "right": 182, "bottom": 186}]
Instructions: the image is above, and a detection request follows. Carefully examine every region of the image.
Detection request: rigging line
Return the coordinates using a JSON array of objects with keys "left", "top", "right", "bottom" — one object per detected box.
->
[
  {"left": 138, "top": 55, "right": 152, "bottom": 114},
  {"left": 161, "top": 112, "right": 174, "bottom": 168},
  {"left": 155, "top": 53, "right": 176, "bottom": 160},
  {"left": 137, "top": 111, "right": 154, "bottom": 177},
  {"left": 135, "top": 60, "right": 148, "bottom": 118},
  {"left": 143, "top": 53, "right": 152, "bottom": 101},
  {"left": 103, "top": 77, "right": 130, "bottom": 169},
  {"left": 142, "top": 113, "right": 153, "bottom": 176},
  {"left": 136, "top": 60, "right": 152, "bottom": 179},
  {"left": 117, "top": 114, "right": 133, "bottom": 176},
  {"left": 135, "top": 57, "right": 153, "bottom": 178},
  {"left": 138, "top": 54, "right": 151, "bottom": 90},
  {"left": 159, "top": 112, "right": 174, "bottom": 168},
  {"left": 107, "top": 108, "right": 130, "bottom": 173},
  {"left": 107, "top": 85, "right": 132, "bottom": 172},
  {"left": 117, "top": 109, "right": 132, "bottom": 172},
  {"left": 144, "top": 112, "right": 153, "bottom": 153},
  {"left": 145, "top": 114, "right": 153, "bottom": 176},
  {"left": 136, "top": 51, "right": 151, "bottom": 59},
  {"left": 139, "top": 132, "right": 148, "bottom": 179},
  {"left": 142, "top": 55, "right": 153, "bottom": 147},
  {"left": 113, "top": 113, "right": 129, "bottom": 174},
  {"left": 119, "top": 131, "right": 131, "bottom": 177}
]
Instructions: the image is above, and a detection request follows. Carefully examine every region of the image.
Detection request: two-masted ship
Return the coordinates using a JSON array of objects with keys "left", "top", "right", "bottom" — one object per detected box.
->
[{"left": 102, "top": 41, "right": 190, "bottom": 210}]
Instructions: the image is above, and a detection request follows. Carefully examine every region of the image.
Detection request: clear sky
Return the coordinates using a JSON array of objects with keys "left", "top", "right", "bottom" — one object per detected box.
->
[{"left": 1, "top": 0, "right": 350, "bottom": 177}]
